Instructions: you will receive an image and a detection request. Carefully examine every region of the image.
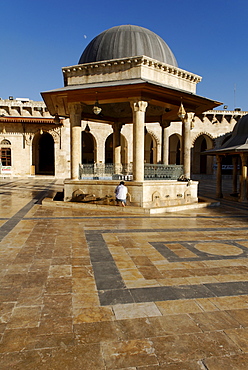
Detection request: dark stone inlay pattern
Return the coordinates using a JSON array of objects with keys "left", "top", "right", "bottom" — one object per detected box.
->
[
  {"left": 130, "top": 286, "right": 177, "bottom": 303},
  {"left": 204, "top": 281, "right": 248, "bottom": 297},
  {"left": 92, "top": 261, "right": 126, "bottom": 290},
  {"left": 0, "top": 199, "right": 37, "bottom": 242},
  {"left": 98, "top": 289, "right": 134, "bottom": 305},
  {"left": 151, "top": 240, "right": 248, "bottom": 262},
  {"left": 85, "top": 231, "right": 126, "bottom": 291},
  {"left": 0, "top": 185, "right": 54, "bottom": 242},
  {"left": 99, "top": 282, "right": 248, "bottom": 306},
  {"left": 85, "top": 229, "right": 248, "bottom": 306}
]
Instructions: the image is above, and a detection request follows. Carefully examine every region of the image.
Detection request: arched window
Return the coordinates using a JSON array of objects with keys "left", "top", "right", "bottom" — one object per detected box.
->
[{"left": 1, "top": 139, "right": 11, "bottom": 166}]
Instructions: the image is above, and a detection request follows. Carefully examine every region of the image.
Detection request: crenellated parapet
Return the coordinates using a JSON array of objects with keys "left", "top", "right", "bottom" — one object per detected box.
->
[
  {"left": 198, "top": 109, "right": 248, "bottom": 125},
  {"left": 0, "top": 98, "right": 51, "bottom": 118}
]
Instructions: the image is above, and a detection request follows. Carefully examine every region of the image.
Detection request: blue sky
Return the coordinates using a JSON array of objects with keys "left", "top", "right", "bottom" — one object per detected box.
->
[{"left": 1, "top": 0, "right": 248, "bottom": 110}]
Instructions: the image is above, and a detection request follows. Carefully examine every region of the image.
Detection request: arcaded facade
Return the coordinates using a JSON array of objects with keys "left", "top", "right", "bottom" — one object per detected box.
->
[{"left": 0, "top": 97, "right": 246, "bottom": 179}]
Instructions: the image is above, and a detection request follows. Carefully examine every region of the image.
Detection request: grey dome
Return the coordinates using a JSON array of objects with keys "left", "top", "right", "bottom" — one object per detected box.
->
[
  {"left": 78, "top": 25, "right": 178, "bottom": 67},
  {"left": 222, "top": 114, "right": 248, "bottom": 148}
]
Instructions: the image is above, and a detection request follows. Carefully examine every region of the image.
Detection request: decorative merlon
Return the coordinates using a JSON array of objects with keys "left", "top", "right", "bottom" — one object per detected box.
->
[
  {"left": 0, "top": 99, "right": 51, "bottom": 118},
  {"left": 203, "top": 110, "right": 248, "bottom": 117}
]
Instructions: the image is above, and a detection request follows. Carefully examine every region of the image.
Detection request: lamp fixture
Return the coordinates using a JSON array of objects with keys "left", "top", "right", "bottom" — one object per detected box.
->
[
  {"left": 85, "top": 123, "right": 90, "bottom": 133},
  {"left": 178, "top": 102, "right": 186, "bottom": 120},
  {"left": 2, "top": 126, "right": 6, "bottom": 134},
  {"left": 93, "top": 93, "right": 102, "bottom": 115},
  {"left": 54, "top": 113, "right": 60, "bottom": 124},
  {"left": 40, "top": 128, "right": 43, "bottom": 135}
]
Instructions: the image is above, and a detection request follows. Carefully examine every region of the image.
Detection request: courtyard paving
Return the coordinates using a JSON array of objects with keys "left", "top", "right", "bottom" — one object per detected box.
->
[{"left": 0, "top": 177, "right": 248, "bottom": 369}]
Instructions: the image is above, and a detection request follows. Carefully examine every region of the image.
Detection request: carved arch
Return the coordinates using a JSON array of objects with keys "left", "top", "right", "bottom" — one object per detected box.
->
[
  {"left": 192, "top": 131, "right": 214, "bottom": 146},
  {"left": 192, "top": 133, "right": 214, "bottom": 175},
  {"left": 145, "top": 129, "right": 159, "bottom": 164},
  {"left": 146, "top": 129, "right": 160, "bottom": 146},
  {"left": 48, "top": 129, "right": 60, "bottom": 144}
]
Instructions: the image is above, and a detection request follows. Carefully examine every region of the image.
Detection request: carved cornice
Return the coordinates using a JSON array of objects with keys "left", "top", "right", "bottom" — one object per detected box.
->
[
  {"left": 62, "top": 56, "right": 202, "bottom": 84},
  {"left": 0, "top": 117, "right": 56, "bottom": 124}
]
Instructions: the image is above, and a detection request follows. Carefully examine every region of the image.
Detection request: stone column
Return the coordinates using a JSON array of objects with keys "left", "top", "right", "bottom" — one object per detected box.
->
[
  {"left": 182, "top": 113, "right": 194, "bottom": 179},
  {"left": 130, "top": 100, "right": 148, "bottom": 181},
  {"left": 68, "top": 103, "right": 82, "bottom": 180},
  {"left": 232, "top": 156, "right": 238, "bottom": 195},
  {"left": 240, "top": 153, "right": 247, "bottom": 202},
  {"left": 216, "top": 155, "right": 223, "bottom": 198},
  {"left": 113, "top": 123, "right": 122, "bottom": 174},
  {"left": 160, "top": 121, "right": 170, "bottom": 165}
]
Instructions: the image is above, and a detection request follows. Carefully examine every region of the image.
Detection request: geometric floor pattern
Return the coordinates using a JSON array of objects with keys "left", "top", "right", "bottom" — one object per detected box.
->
[
  {"left": 86, "top": 228, "right": 248, "bottom": 306},
  {"left": 1, "top": 178, "right": 248, "bottom": 369}
]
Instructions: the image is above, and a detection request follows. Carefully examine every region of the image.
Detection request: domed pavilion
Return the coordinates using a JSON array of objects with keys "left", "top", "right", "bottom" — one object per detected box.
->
[
  {"left": 42, "top": 25, "right": 220, "bottom": 210},
  {"left": 206, "top": 114, "right": 248, "bottom": 202}
]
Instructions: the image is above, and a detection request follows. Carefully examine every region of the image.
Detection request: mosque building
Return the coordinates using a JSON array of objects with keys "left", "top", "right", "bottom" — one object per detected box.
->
[{"left": 1, "top": 25, "right": 247, "bottom": 205}]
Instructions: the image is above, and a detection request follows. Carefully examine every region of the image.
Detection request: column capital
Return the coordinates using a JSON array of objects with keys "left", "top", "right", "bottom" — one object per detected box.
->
[
  {"left": 184, "top": 112, "right": 195, "bottom": 129},
  {"left": 68, "top": 102, "right": 82, "bottom": 116},
  {"left": 160, "top": 119, "right": 171, "bottom": 129},
  {"left": 240, "top": 153, "right": 248, "bottom": 162},
  {"left": 68, "top": 103, "right": 82, "bottom": 128},
  {"left": 216, "top": 154, "right": 222, "bottom": 163},
  {"left": 130, "top": 100, "right": 148, "bottom": 113},
  {"left": 112, "top": 122, "right": 124, "bottom": 132},
  {"left": 186, "top": 112, "right": 195, "bottom": 120}
]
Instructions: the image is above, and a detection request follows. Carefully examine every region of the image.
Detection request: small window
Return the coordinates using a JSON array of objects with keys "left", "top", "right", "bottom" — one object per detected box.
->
[
  {"left": 1, "top": 148, "right": 11, "bottom": 166},
  {"left": 1, "top": 139, "right": 11, "bottom": 166}
]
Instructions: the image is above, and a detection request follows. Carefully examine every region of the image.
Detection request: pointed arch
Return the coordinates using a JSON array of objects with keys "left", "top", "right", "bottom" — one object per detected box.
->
[
  {"left": 144, "top": 130, "right": 159, "bottom": 164},
  {"left": 105, "top": 133, "right": 127, "bottom": 164},
  {"left": 169, "top": 134, "right": 182, "bottom": 164},
  {"left": 192, "top": 133, "right": 214, "bottom": 174},
  {"left": 82, "top": 131, "right": 96, "bottom": 164}
]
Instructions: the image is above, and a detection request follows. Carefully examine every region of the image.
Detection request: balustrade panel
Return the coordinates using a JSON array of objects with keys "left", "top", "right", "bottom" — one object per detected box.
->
[{"left": 79, "top": 163, "right": 183, "bottom": 180}]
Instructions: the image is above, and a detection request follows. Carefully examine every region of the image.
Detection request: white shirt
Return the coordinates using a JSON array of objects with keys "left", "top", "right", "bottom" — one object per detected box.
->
[{"left": 115, "top": 184, "right": 127, "bottom": 199}]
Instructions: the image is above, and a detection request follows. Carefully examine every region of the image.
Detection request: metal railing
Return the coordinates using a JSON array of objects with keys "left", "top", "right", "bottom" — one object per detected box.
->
[
  {"left": 79, "top": 163, "right": 133, "bottom": 180},
  {"left": 144, "top": 164, "right": 183, "bottom": 180},
  {"left": 79, "top": 163, "right": 183, "bottom": 180}
]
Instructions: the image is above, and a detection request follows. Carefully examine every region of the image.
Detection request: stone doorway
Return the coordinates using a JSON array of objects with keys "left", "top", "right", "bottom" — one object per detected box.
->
[{"left": 33, "top": 132, "right": 55, "bottom": 175}]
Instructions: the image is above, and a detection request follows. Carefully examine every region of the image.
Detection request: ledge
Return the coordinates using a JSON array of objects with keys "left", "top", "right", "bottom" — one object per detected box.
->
[{"left": 41, "top": 196, "right": 219, "bottom": 214}]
